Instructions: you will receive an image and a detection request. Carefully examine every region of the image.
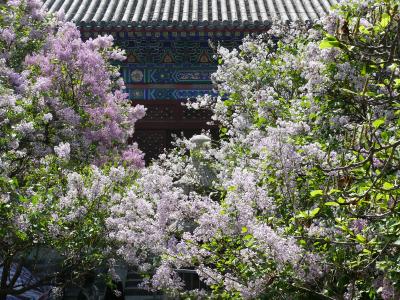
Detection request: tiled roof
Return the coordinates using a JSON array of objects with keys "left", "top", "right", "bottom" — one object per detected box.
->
[{"left": 43, "top": 0, "right": 337, "bottom": 29}]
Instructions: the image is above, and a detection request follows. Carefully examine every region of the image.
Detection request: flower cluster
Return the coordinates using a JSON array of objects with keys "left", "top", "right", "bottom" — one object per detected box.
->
[
  {"left": 0, "top": 1, "right": 143, "bottom": 297},
  {"left": 108, "top": 0, "right": 400, "bottom": 299}
]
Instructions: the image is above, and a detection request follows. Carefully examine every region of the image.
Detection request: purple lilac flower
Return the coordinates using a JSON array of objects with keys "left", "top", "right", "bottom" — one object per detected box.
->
[{"left": 0, "top": 28, "right": 16, "bottom": 45}]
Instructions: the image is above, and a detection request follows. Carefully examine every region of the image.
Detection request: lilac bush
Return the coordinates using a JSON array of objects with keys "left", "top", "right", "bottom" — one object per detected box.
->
[
  {"left": 108, "top": 0, "right": 400, "bottom": 299},
  {"left": 0, "top": 1, "right": 144, "bottom": 298},
  {"left": 24, "top": 21, "right": 146, "bottom": 166}
]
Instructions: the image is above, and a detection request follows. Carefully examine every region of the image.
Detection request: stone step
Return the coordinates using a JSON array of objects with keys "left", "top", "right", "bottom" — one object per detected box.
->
[
  {"left": 125, "top": 278, "right": 142, "bottom": 288},
  {"left": 63, "top": 286, "right": 80, "bottom": 298},
  {"left": 124, "top": 270, "right": 164, "bottom": 298},
  {"left": 126, "top": 272, "right": 143, "bottom": 280},
  {"left": 126, "top": 296, "right": 165, "bottom": 300},
  {"left": 125, "top": 286, "right": 160, "bottom": 296}
]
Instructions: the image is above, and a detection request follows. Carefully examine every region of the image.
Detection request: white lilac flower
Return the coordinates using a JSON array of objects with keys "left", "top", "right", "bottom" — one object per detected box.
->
[
  {"left": 43, "top": 112, "right": 53, "bottom": 122},
  {"left": 54, "top": 142, "right": 70, "bottom": 160}
]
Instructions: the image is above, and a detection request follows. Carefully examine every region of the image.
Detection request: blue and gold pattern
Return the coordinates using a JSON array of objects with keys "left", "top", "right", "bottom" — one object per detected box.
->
[
  {"left": 114, "top": 34, "right": 244, "bottom": 101},
  {"left": 128, "top": 88, "right": 215, "bottom": 100},
  {"left": 121, "top": 65, "right": 215, "bottom": 84}
]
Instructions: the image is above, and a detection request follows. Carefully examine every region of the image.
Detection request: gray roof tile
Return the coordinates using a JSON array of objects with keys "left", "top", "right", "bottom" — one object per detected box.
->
[{"left": 43, "top": 0, "right": 337, "bottom": 29}]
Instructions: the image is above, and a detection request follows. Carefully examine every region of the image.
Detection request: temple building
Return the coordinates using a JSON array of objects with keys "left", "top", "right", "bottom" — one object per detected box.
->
[{"left": 43, "top": 0, "right": 335, "bottom": 161}]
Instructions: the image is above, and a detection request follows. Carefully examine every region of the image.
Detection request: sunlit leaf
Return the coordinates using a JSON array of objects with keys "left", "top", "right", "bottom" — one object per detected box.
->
[
  {"left": 310, "top": 190, "right": 324, "bottom": 197},
  {"left": 372, "top": 118, "right": 385, "bottom": 129},
  {"left": 383, "top": 182, "right": 394, "bottom": 190},
  {"left": 380, "top": 13, "right": 390, "bottom": 28},
  {"left": 325, "top": 202, "right": 340, "bottom": 207}
]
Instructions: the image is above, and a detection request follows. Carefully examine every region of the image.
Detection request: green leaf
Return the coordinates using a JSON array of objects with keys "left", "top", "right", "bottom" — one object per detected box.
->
[
  {"left": 356, "top": 234, "right": 366, "bottom": 243},
  {"left": 243, "top": 234, "right": 253, "bottom": 241},
  {"left": 324, "top": 34, "right": 337, "bottom": 41},
  {"left": 361, "top": 64, "right": 366, "bottom": 76},
  {"left": 380, "top": 13, "right": 390, "bottom": 28},
  {"left": 388, "top": 63, "right": 398, "bottom": 71},
  {"left": 328, "top": 189, "right": 341, "bottom": 195},
  {"left": 358, "top": 25, "right": 370, "bottom": 35},
  {"left": 296, "top": 211, "right": 309, "bottom": 219},
  {"left": 223, "top": 100, "right": 234, "bottom": 107},
  {"left": 241, "top": 226, "right": 248, "bottom": 233},
  {"left": 381, "top": 131, "right": 389, "bottom": 140},
  {"left": 310, "top": 190, "right": 324, "bottom": 197},
  {"left": 319, "top": 39, "right": 340, "bottom": 49},
  {"left": 340, "top": 88, "right": 358, "bottom": 95},
  {"left": 16, "top": 230, "right": 28, "bottom": 241},
  {"left": 383, "top": 182, "right": 394, "bottom": 190},
  {"left": 31, "top": 195, "right": 39, "bottom": 205},
  {"left": 257, "top": 116, "right": 267, "bottom": 126},
  {"left": 296, "top": 207, "right": 320, "bottom": 219},
  {"left": 227, "top": 185, "right": 237, "bottom": 192},
  {"left": 309, "top": 207, "right": 320, "bottom": 218},
  {"left": 18, "top": 195, "right": 28, "bottom": 203},
  {"left": 8, "top": 178, "right": 19, "bottom": 188},
  {"left": 372, "top": 118, "right": 385, "bottom": 129},
  {"left": 363, "top": 248, "right": 372, "bottom": 254},
  {"left": 325, "top": 202, "right": 340, "bottom": 207}
]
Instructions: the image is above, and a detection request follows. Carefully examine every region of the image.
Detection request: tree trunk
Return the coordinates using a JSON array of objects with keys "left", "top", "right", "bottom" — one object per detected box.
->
[{"left": 0, "top": 257, "right": 11, "bottom": 300}]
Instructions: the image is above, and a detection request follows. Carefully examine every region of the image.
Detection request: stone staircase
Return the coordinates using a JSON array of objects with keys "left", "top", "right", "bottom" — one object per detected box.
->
[
  {"left": 24, "top": 256, "right": 206, "bottom": 299},
  {"left": 30, "top": 260, "right": 165, "bottom": 299},
  {"left": 124, "top": 270, "right": 164, "bottom": 300},
  {"left": 23, "top": 250, "right": 168, "bottom": 299}
]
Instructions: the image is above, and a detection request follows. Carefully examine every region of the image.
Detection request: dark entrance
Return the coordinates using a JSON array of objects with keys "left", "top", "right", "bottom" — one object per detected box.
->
[{"left": 133, "top": 101, "right": 216, "bottom": 162}]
